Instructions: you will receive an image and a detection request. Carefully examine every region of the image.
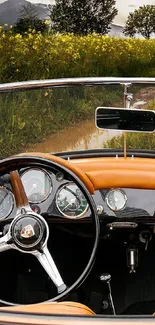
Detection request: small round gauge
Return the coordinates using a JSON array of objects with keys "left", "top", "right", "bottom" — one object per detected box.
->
[
  {"left": 106, "top": 189, "right": 127, "bottom": 211},
  {"left": 0, "top": 187, "right": 14, "bottom": 219},
  {"left": 56, "top": 182, "right": 88, "bottom": 219},
  {"left": 21, "top": 168, "right": 52, "bottom": 204}
]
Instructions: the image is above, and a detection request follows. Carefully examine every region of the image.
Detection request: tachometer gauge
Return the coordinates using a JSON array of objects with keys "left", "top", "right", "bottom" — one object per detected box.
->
[
  {"left": 21, "top": 168, "right": 52, "bottom": 204},
  {"left": 106, "top": 189, "right": 127, "bottom": 211},
  {"left": 0, "top": 187, "right": 14, "bottom": 219},
  {"left": 56, "top": 182, "right": 88, "bottom": 219}
]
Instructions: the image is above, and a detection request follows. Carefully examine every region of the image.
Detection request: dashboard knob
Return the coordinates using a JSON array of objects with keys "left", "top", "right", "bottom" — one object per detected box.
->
[{"left": 97, "top": 205, "right": 104, "bottom": 215}]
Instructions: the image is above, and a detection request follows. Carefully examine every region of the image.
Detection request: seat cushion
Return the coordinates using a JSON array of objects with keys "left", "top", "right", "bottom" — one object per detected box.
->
[{"left": 0, "top": 302, "right": 95, "bottom": 315}]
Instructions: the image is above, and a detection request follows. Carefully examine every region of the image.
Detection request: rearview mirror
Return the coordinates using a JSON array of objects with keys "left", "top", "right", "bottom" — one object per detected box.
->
[{"left": 95, "top": 107, "right": 155, "bottom": 132}]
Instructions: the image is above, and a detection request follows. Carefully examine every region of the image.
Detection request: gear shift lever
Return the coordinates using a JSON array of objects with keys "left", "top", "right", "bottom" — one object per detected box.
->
[{"left": 100, "top": 273, "right": 116, "bottom": 315}]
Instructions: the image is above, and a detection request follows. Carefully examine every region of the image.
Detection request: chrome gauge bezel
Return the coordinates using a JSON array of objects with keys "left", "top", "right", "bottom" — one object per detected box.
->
[
  {"left": 56, "top": 182, "right": 89, "bottom": 219},
  {"left": 105, "top": 189, "right": 127, "bottom": 212},
  {"left": 21, "top": 168, "right": 52, "bottom": 204},
  {"left": 0, "top": 186, "right": 15, "bottom": 220}
]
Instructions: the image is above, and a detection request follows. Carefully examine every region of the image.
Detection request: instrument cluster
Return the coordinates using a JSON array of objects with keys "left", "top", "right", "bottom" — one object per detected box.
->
[
  {"left": 0, "top": 167, "right": 89, "bottom": 221},
  {"left": 20, "top": 167, "right": 89, "bottom": 219},
  {"left": 21, "top": 168, "right": 88, "bottom": 219},
  {"left": 20, "top": 167, "right": 128, "bottom": 219},
  {"left": 1, "top": 167, "right": 155, "bottom": 223},
  {"left": 0, "top": 167, "right": 129, "bottom": 222}
]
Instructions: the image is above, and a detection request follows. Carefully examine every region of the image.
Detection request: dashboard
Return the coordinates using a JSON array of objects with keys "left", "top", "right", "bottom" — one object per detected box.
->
[
  {"left": 0, "top": 167, "right": 90, "bottom": 222},
  {"left": 0, "top": 166, "right": 155, "bottom": 225}
]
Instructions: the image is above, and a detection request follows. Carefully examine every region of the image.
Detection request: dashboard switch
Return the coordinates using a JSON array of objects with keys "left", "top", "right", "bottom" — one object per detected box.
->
[{"left": 97, "top": 205, "right": 104, "bottom": 215}]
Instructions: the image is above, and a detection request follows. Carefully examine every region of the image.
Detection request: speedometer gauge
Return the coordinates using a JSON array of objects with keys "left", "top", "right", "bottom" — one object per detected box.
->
[
  {"left": 106, "top": 189, "right": 127, "bottom": 211},
  {"left": 21, "top": 168, "right": 52, "bottom": 204},
  {"left": 56, "top": 182, "right": 88, "bottom": 219}
]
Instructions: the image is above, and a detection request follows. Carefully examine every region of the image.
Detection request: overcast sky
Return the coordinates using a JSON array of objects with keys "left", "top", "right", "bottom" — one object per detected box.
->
[
  {"left": 0, "top": 0, "right": 155, "bottom": 25},
  {"left": 114, "top": 0, "right": 155, "bottom": 25}
]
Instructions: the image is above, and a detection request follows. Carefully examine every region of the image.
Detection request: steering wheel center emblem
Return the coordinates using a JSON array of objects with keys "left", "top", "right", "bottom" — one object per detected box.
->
[
  {"left": 20, "top": 224, "right": 35, "bottom": 239},
  {"left": 11, "top": 214, "right": 46, "bottom": 250}
]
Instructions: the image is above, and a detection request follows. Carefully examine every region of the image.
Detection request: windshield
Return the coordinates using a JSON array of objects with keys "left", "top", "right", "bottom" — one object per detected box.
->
[{"left": 1, "top": 80, "right": 155, "bottom": 159}]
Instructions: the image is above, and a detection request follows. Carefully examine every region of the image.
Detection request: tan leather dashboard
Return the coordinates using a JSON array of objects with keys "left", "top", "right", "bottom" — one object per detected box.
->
[
  {"left": 14, "top": 153, "right": 155, "bottom": 192},
  {"left": 71, "top": 157, "right": 155, "bottom": 190}
]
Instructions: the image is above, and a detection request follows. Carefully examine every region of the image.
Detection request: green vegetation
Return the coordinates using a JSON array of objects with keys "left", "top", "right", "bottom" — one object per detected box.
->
[
  {"left": 104, "top": 132, "right": 155, "bottom": 150},
  {"left": 1, "top": 31, "right": 155, "bottom": 83},
  {"left": 0, "top": 86, "right": 123, "bottom": 158},
  {"left": 13, "top": 18, "right": 49, "bottom": 35},
  {"left": 13, "top": 3, "right": 49, "bottom": 35},
  {"left": 0, "top": 28, "right": 155, "bottom": 155},
  {"left": 123, "top": 5, "right": 155, "bottom": 39},
  {"left": 50, "top": 0, "right": 118, "bottom": 35}
]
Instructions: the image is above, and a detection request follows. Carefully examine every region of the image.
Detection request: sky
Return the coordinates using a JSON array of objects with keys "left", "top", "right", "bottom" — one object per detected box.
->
[
  {"left": 0, "top": 0, "right": 155, "bottom": 25},
  {"left": 114, "top": 0, "right": 155, "bottom": 25}
]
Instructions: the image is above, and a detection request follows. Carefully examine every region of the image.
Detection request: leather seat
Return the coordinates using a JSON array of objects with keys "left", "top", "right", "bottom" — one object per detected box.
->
[{"left": 0, "top": 302, "right": 95, "bottom": 315}]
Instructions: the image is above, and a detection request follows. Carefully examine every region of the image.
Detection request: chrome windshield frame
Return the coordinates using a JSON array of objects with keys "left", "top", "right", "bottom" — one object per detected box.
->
[{"left": 0, "top": 77, "right": 155, "bottom": 92}]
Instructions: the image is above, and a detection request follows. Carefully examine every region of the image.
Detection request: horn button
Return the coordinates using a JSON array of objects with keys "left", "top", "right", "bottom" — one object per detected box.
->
[{"left": 11, "top": 215, "right": 46, "bottom": 250}]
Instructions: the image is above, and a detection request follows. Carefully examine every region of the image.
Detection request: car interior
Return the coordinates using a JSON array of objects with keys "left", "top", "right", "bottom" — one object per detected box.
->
[{"left": 0, "top": 79, "right": 155, "bottom": 318}]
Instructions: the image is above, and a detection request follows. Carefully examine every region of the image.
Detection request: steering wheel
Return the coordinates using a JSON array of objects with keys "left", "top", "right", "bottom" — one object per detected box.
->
[{"left": 0, "top": 155, "right": 100, "bottom": 305}]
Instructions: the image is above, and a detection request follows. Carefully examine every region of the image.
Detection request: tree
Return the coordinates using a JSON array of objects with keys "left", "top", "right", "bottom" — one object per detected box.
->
[
  {"left": 123, "top": 5, "right": 155, "bottom": 39},
  {"left": 13, "top": 18, "right": 49, "bottom": 34},
  {"left": 50, "top": 0, "right": 118, "bottom": 35},
  {"left": 18, "top": 3, "right": 38, "bottom": 20},
  {"left": 13, "top": 3, "right": 49, "bottom": 34}
]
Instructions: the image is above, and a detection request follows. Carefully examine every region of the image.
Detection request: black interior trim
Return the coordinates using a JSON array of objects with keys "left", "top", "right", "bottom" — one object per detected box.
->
[{"left": 54, "top": 149, "right": 155, "bottom": 160}]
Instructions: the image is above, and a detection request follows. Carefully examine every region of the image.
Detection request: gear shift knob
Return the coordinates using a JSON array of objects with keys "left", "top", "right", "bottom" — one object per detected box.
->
[
  {"left": 100, "top": 273, "right": 111, "bottom": 283},
  {"left": 100, "top": 273, "right": 116, "bottom": 315}
]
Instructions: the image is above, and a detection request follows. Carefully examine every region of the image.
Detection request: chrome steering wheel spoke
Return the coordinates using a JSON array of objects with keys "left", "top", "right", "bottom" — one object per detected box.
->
[
  {"left": 0, "top": 233, "right": 13, "bottom": 253},
  {"left": 9, "top": 169, "right": 67, "bottom": 294},
  {"left": 34, "top": 245, "right": 67, "bottom": 294}
]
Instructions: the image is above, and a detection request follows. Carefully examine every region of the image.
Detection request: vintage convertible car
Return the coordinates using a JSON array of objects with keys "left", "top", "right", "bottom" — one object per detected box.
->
[{"left": 0, "top": 77, "right": 155, "bottom": 324}]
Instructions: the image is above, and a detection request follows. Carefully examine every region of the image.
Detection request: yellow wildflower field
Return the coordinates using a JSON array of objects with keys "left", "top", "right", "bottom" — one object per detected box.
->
[{"left": 0, "top": 28, "right": 155, "bottom": 82}]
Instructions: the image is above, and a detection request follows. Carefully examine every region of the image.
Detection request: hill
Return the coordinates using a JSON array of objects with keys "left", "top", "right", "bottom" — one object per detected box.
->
[{"left": 0, "top": 0, "right": 50, "bottom": 25}]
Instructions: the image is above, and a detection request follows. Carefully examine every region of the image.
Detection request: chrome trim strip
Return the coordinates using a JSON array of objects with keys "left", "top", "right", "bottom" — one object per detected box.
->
[{"left": 1, "top": 77, "right": 155, "bottom": 92}]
